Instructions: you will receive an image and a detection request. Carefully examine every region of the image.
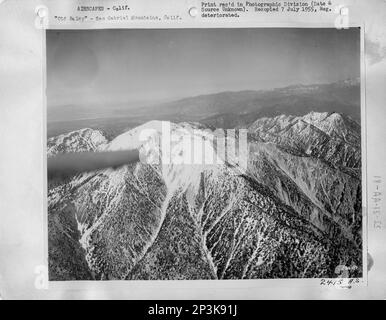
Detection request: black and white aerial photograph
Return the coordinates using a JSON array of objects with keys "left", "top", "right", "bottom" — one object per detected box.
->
[{"left": 46, "top": 28, "right": 362, "bottom": 281}]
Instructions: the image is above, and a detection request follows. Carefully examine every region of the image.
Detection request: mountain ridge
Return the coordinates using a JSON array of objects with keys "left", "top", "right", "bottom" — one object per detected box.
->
[
  {"left": 47, "top": 78, "right": 361, "bottom": 139},
  {"left": 47, "top": 110, "right": 362, "bottom": 280}
]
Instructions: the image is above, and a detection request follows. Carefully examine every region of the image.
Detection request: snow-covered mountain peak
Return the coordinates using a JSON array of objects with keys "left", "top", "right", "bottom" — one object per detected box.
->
[
  {"left": 249, "top": 111, "right": 361, "bottom": 171},
  {"left": 107, "top": 120, "right": 166, "bottom": 152},
  {"left": 47, "top": 128, "right": 108, "bottom": 157},
  {"left": 251, "top": 111, "right": 358, "bottom": 138}
]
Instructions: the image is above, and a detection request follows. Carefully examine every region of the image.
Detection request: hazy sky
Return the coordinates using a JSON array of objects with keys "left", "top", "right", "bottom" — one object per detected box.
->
[{"left": 47, "top": 28, "right": 360, "bottom": 108}]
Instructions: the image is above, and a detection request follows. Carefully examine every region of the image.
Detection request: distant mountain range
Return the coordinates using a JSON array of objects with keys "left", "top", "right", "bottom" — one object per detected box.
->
[
  {"left": 144, "top": 78, "right": 361, "bottom": 128},
  {"left": 47, "top": 110, "right": 362, "bottom": 280},
  {"left": 47, "top": 78, "right": 360, "bottom": 139}
]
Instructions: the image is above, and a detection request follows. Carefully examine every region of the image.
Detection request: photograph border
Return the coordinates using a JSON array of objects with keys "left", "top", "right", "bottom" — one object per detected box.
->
[{"left": 42, "top": 22, "right": 367, "bottom": 296}]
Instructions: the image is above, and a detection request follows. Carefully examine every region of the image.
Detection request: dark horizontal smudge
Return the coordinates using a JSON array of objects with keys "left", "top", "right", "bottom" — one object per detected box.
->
[{"left": 47, "top": 150, "right": 139, "bottom": 179}]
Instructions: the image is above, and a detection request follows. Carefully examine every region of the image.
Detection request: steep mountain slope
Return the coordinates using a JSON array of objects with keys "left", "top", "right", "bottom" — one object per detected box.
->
[
  {"left": 247, "top": 112, "right": 362, "bottom": 243},
  {"left": 47, "top": 112, "right": 362, "bottom": 280},
  {"left": 48, "top": 128, "right": 107, "bottom": 280},
  {"left": 249, "top": 112, "right": 361, "bottom": 171}
]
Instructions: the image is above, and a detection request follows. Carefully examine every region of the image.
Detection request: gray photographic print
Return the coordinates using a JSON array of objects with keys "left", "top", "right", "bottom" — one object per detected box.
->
[{"left": 46, "top": 28, "right": 362, "bottom": 281}]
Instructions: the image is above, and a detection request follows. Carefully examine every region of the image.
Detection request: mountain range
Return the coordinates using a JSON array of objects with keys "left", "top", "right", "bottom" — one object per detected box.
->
[
  {"left": 47, "top": 110, "right": 362, "bottom": 280},
  {"left": 47, "top": 78, "right": 360, "bottom": 139}
]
